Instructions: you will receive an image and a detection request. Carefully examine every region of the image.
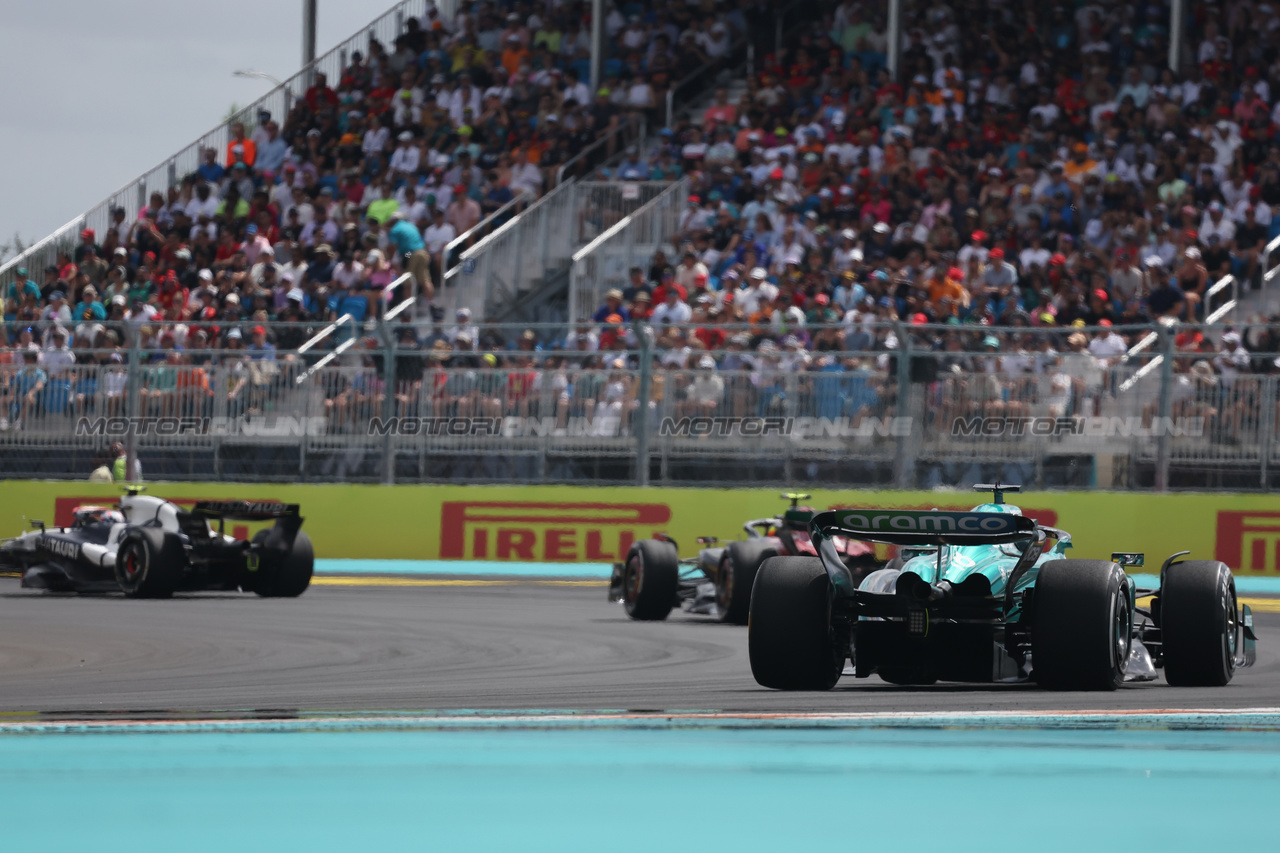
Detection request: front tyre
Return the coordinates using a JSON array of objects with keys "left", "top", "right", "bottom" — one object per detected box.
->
[
  {"left": 748, "top": 556, "right": 843, "bottom": 690},
  {"left": 1033, "top": 559, "right": 1131, "bottom": 691},
  {"left": 622, "top": 539, "right": 679, "bottom": 621},
  {"left": 1161, "top": 560, "right": 1238, "bottom": 686},
  {"left": 115, "top": 528, "right": 184, "bottom": 598},
  {"left": 717, "top": 539, "right": 776, "bottom": 625}
]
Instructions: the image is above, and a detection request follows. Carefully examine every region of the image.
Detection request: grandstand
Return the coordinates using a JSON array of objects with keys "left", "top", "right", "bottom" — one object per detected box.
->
[{"left": 4, "top": 0, "right": 1280, "bottom": 491}]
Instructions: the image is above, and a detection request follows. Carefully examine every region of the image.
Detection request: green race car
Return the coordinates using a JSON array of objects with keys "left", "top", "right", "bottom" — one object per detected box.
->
[{"left": 748, "top": 484, "right": 1257, "bottom": 691}]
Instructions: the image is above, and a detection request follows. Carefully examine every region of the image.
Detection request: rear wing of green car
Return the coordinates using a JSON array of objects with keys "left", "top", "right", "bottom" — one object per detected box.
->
[
  {"left": 808, "top": 509, "right": 1037, "bottom": 547},
  {"left": 808, "top": 509, "right": 1041, "bottom": 597}
]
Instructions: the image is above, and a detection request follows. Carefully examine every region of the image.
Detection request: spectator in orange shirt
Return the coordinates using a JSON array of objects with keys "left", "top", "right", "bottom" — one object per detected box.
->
[
  {"left": 702, "top": 88, "right": 736, "bottom": 129},
  {"left": 226, "top": 122, "right": 257, "bottom": 168},
  {"left": 1062, "top": 142, "right": 1096, "bottom": 184},
  {"left": 500, "top": 34, "right": 530, "bottom": 78},
  {"left": 926, "top": 265, "right": 969, "bottom": 317}
]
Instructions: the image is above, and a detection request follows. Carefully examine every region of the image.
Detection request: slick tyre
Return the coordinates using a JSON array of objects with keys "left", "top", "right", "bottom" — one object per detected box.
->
[
  {"left": 115, "top": 528, "right": 184, "bottom": 599},
  {"left": 251, "top": 530, "right": 315, "bottom": 598},
  {"left": 622, "top": 539, "right": 679, "bottom": 621},
  {"left": 1033, "top": 559, "right": 1131, "bottom": 690},
  {"left": 748, "top": 556, "right": 843, "bottom": 690},
  {"left": 717, "top": 539, "right": 776, "bottom": 625},
  {"left": 1161, "top": 560, "right": 1238, "bottom": 686}
]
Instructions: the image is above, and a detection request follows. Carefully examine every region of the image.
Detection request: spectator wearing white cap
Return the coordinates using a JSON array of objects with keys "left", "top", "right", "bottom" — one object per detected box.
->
[
  {"left": 681, "top": 355, "right": 725, "bottom": 417},
  {"left": 1214, "top": 331, "right": 1250, "bottom": 388},
  {"left": 1200, "top": 202, "right": 1236, "bottom": 244},
  {"left": 447, "top": 308, "right": 479, "bottom": 350},
  {"left": 737, "top": 267, "right": 778, "bottom": 316},
  {"left": 1210, "top": 120, "right": 1242, "bottom": 169},
  {"left": 832, "top": 229, "right": 863, "bottom": 273}
]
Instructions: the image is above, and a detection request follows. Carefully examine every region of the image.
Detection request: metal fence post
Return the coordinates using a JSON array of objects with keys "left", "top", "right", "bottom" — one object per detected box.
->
[
  {"left": 1154, "top": 330, "right": 1175, "bottom": 491},
  {"left": 381, "top": 335, "right": 396, "bottom": 484},
  {"left": 1261, "top": 376, "right": 1275, "bottom": 490},
  {"left": 125, "top": 336, "right": 142, "bottom": 483},
  {"left": 634, "top": 321, "right": 653, "bottom": 486},
  {"left": 537, "top": 201, "right": 551, "bottom": 297},
  {"left": 892, "top": 321, "right": 912, "bottom": 489},
  {"left": 512, "top": 214, "right": 525, "bottom": 302}
]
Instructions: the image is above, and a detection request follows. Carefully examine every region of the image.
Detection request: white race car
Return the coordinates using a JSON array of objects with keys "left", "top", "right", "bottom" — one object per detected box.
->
[{"left": 0, "top": 488, "right": 313, "bottom": 598}]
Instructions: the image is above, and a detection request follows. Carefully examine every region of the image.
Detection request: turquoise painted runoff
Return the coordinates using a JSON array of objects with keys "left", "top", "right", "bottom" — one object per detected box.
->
[
  {"left": 311, "top": 560, "right": 1280, "bottom": 592},
  {"left": 1129, "top": 572, "right": 1280, "bottom": 594},
  {"left": 314, "top": 558, "right": 614, "bottom": 577},
  {"left": 4, "top": 720, "right": 1279, "bottom": 852}
]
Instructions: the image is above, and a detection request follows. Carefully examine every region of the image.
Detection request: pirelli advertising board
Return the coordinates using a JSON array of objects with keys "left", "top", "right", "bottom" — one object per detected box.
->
[{"left": 1, "top": 481, "right": 1279, "bottom": 576}]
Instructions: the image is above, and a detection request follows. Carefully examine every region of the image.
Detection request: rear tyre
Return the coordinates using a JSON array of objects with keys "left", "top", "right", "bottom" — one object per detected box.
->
[
  {"left": 748, "top": 556, "right": 843, "bottom": 690},
  {"left": 115, "top": 528, "right": 184, "bottom": 599},
  {"left": 622, "top": 539, "right": 679, "bottom": 621},
  {"left": 717, "top": 539, "right": 776, "bottom": 625},
  {"left": 251, "top": 530, "right": 315, "bottom": 598},
  {"left": 1161, "top": 560, "right": 1237, "bottom": 686},
  {"left": 1033, "top": 559, "right": 1130, "bottom": 691}
]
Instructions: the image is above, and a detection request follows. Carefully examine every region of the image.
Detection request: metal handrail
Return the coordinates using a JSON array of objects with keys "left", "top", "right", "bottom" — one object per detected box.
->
[
  {"left": 1117, "top": 354, "right": 1163, "bottom": 394},
  {"left": 381, "top": 272, "right": 413, "bottom": 299},
  {"left": 442, "top": 190, "right": 532, "bottom": 260},
  {"left": 1120, "top": 331, "right": 1159, "bottom": 364},
  {"left": 571, "top": 216, "right": 633, "bottom": 264},
  {"left": 1259, "top": 234, "right": 1280, "bottom": 308},
  {"left": 385, "top": 295, "right": 415, "bottom": 321},
  {"left": 298, "top": 313, "right": 354, "bottom": 354},
  {"left": 660, "top": 5, "right": 779, "bottom": 126},
  {"left": 555, "top": 121, "right": 641, "bottom": 186},
  {"left": 1, "top": 0, "right": 436, "bottom": 281},
  {"left": 442, "top": 178, "right": 576, "bottom": 285},
  {"left": 295, "top": 337, "right": 357, "bottom": 385},
  {"left": 664, "top": 55, "right": 726, "bottom": 128},
  {"left": 1203, "top": 274, "right": 1237, "bottom": 325}
]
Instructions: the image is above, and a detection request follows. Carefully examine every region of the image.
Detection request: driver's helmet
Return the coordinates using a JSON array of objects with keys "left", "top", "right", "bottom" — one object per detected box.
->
[
  {"left": 71, "top": 506, "right": 125, "bottom": 526},
  {"left": 970, "top": 502, "right": 1022, "bottom": 516}
]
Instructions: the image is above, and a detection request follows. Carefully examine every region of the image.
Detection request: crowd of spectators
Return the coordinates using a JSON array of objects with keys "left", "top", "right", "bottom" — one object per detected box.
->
[
  {"left": 1, "top": 0, "right": 746, "bottom": 352},
  {"left": 564, "top": 0, "right": 1280, "bottom": 438},
  {"left": 8, "top": 0, "right": 1280, "bottom": 445}
]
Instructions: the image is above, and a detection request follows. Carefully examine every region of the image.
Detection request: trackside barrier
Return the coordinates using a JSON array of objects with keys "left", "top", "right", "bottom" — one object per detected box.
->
[
  {"left": 3, "top": 480, "right": 1280, "bottom": 574},
  {"left": 3, "top": 320, "right": 1280, "bottom": 490}
]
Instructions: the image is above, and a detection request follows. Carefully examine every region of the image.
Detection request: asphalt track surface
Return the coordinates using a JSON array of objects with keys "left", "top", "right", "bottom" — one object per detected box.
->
[{"left": 2, "top": 576, "right": 1278, "bottom": 715}]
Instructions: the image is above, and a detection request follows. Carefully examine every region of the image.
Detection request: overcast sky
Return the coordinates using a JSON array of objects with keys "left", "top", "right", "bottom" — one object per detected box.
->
[{"left": 1, "top": 1, "right": 388, "bottom": 259}]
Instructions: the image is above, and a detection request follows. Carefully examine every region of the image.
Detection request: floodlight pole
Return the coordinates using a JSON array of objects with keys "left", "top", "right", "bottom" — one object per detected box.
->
[
  {"left": 1168, "top": 0, "right": 1184, "bottom": 72},
  {"left": 303, "top": 0, "right": 318, "bottom": 71},
  {"left": 590, "top": 0, "right": 604, "bottom": 93},
  {"left": 887, "top": 0, "right": 902, "bottom": 81}
]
